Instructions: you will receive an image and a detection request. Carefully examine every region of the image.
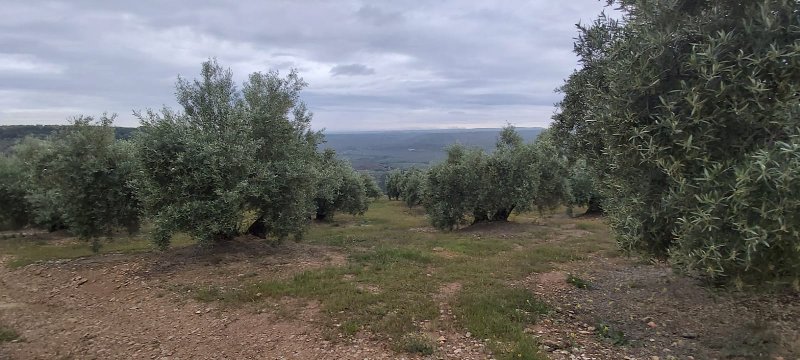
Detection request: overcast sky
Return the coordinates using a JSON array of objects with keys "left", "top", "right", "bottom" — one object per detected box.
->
[{"left": 0, "top": 1, "right": 614, "bottom": 131}]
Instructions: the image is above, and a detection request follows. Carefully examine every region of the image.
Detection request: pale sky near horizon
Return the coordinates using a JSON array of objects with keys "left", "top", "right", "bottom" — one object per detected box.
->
[{"left": 0, "top": 1, "right": 617, "bottom": 131}]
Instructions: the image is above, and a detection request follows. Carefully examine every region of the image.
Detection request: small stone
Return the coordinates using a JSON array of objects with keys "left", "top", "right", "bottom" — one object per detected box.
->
[
  {"left": 647, "top": 321, "right": 658, "bottom": 328},
  {"left": 437, "top": 336, "right": 446, "bottom": 342},
  {"left": 542, "top": 339, "right": 565, "bottom": 349},
  {"left": 681, "top": 332, "right": 697, "bottom": 339}
]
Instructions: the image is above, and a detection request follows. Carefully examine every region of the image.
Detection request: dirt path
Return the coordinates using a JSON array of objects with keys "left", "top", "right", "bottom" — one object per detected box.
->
[{"left": 0, "top": 242, "right": 402, "bottom": 360}]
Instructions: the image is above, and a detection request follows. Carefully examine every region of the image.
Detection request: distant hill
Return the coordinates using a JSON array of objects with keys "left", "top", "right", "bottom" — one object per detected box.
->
[
  {"left": 0, "top": 125, "right": 136, "bottom": 153},
  {"left": 0, "top": 124, "right": 544, "bottom": 176},
  {"left": 323, "top": 127, "right": 544, "bottom": 171}
]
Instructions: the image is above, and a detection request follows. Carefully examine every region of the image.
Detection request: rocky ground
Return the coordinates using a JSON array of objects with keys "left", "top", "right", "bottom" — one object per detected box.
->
[
  {"left": 524, "top": 256, "right": 799, "bottom": 360},
  {"left": 1, "top": 232, "right": 798, "bottom": 359}
]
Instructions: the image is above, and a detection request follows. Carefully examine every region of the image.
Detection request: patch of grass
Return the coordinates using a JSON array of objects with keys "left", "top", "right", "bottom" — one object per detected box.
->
[
  {"left": 191, "top": 285, "right": 225, "bottom": 302},
  {"left": 432, "top": 237, "right": 513, "bottom": 257},
  {"left": 511, "top": 244, "right": 583, "bottom": 271},
  {"left": 395, "top": 333, "right": 435, "bottom": 355},
  {"left": 0, "top": 326, "right": 20, "bottom": 342},
  {"left": 2, "top": 231, "right": 194, "bottom": 268},
  {"left": 435, "top": 242, "right": 583, "bottom": 287},
  {"left": 455, "top": 282, "right": 548, "bottom": 360},
  {"left": 182, "top": 199, "right": 615, "bottom": 357},
  {"left": 339, "top": 319, "right": 361, "bottom": 337},
  {"left": 351, "top": 247, "right": 434, "bottom": 268},
  {"left": 310, "top": 233, "right": 376, "bottom": 248},
  {"left": 220, "top": 269, "right": 357, "bottom": 302},
  {"left": 456, "top": 283, "right": 548, "bottom": 340},
  {"left": 575, "top": 221, "right": 603, "bottom": 231},
  {"left": 190, "top": 251, "right": 440, "bottom": 340},
  {"left": 505, "top": 337, "right": 545, "bottom": 360},
  {"left": 566, "top": 274, "right": 593, "bottom": 289},
  {"left": 596, "top": 322, "right": 627, "bottom": 345}
]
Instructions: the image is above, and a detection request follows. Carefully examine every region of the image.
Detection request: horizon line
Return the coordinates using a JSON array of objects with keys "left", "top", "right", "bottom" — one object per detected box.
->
[{"left": 0, "top": 123, "right": 548, "bottom": 133}]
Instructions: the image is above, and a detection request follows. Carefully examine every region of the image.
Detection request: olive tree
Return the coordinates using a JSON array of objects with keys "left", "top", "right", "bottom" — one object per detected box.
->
[
  {"left": 566, "top": 159, "right": 603, "bottom": 215},
  {"left": 478, "top": 126, "right": 540, "bottom": 221},
  {"left": 241, "top": 67, "right": 321, "bottom": 240},
  {"left": 399, "top": 168, "right": 425, "bottom": 208},
  {"left": 360, "top": 172, "right": 383, "bottom": 199},
  {"left": 424, "top": 144, "right": 485, "bottom": 230},
  {"left": 0, "top": 155, "right": 31, "bottom": 230},
  {"left": 424, "top": 126, "right": 568, "bottom": 230},
  {"left": 134, "top": 60, "right": 320, "bottom": 248},
  {"left": 314, "top": 149, "right": 369, "bottom": 221},
  {"left": 529, "top": 130, "right": 570, "bottom": 215},
  {"left": 553, "top": 0, "right": 800, "bottom": 288},
  {"left": 19, "top": 115, "right": 141, "bottom": 250},
  {"left": 385, "top": 170, "right": 403, "bottom": 200},
  {"left": 14, "top": 137, "right": 66, "bottom": 231}
]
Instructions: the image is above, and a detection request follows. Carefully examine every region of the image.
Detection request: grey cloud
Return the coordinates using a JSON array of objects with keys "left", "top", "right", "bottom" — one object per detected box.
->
[
  {"left": 356, "top": 5, "right": 404, "bottom": 25},
  {"left": 330, "top": 64, "right": 376, "bottom": 77},
  {"left": 0, "top": 0, "right": 617, "bottom": 130}
]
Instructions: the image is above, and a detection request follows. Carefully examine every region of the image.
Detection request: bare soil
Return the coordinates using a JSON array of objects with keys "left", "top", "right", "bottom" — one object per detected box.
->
[
  {"left": 0, "top": 240, "right": 396, "bottom": 360},
  {"left": 525, "top": 256, "right": 800, "bottom": 360}
]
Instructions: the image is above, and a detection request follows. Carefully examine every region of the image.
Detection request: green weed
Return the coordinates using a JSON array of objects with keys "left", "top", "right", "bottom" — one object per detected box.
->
[
  {"left": 566, "top": 274, "right": 593, "bottom": 289},
  {"left": 351, "top": 247, "right": 434, "bottom": 268},
  {"left": 596, "top": 322, "right": 627, "bottom": 345},
  {"left": 0, "top": 326, "right": 19, "bottom": 342},
  {"left": 339, "top": 320, "right": 361, "bottom": 337},
  {"left": 456, "top": 283, "right": 548, "bottom": 340},
  {"left": 455, "top": 282, "right": 548, "bottom": 359},
  {"left": 395, "top": 333, "right": 435, "bottom": 355}
]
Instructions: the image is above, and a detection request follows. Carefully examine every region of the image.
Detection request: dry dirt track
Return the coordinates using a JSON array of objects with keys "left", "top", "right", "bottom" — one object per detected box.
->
[{"left": 0, "top": 242, "right": 408, "bottom": 360}]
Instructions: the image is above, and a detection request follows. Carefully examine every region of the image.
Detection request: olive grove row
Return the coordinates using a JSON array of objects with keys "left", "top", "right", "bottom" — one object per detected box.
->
[{"left": 0, "top": 60, "right": 381, "bottom": 250}]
